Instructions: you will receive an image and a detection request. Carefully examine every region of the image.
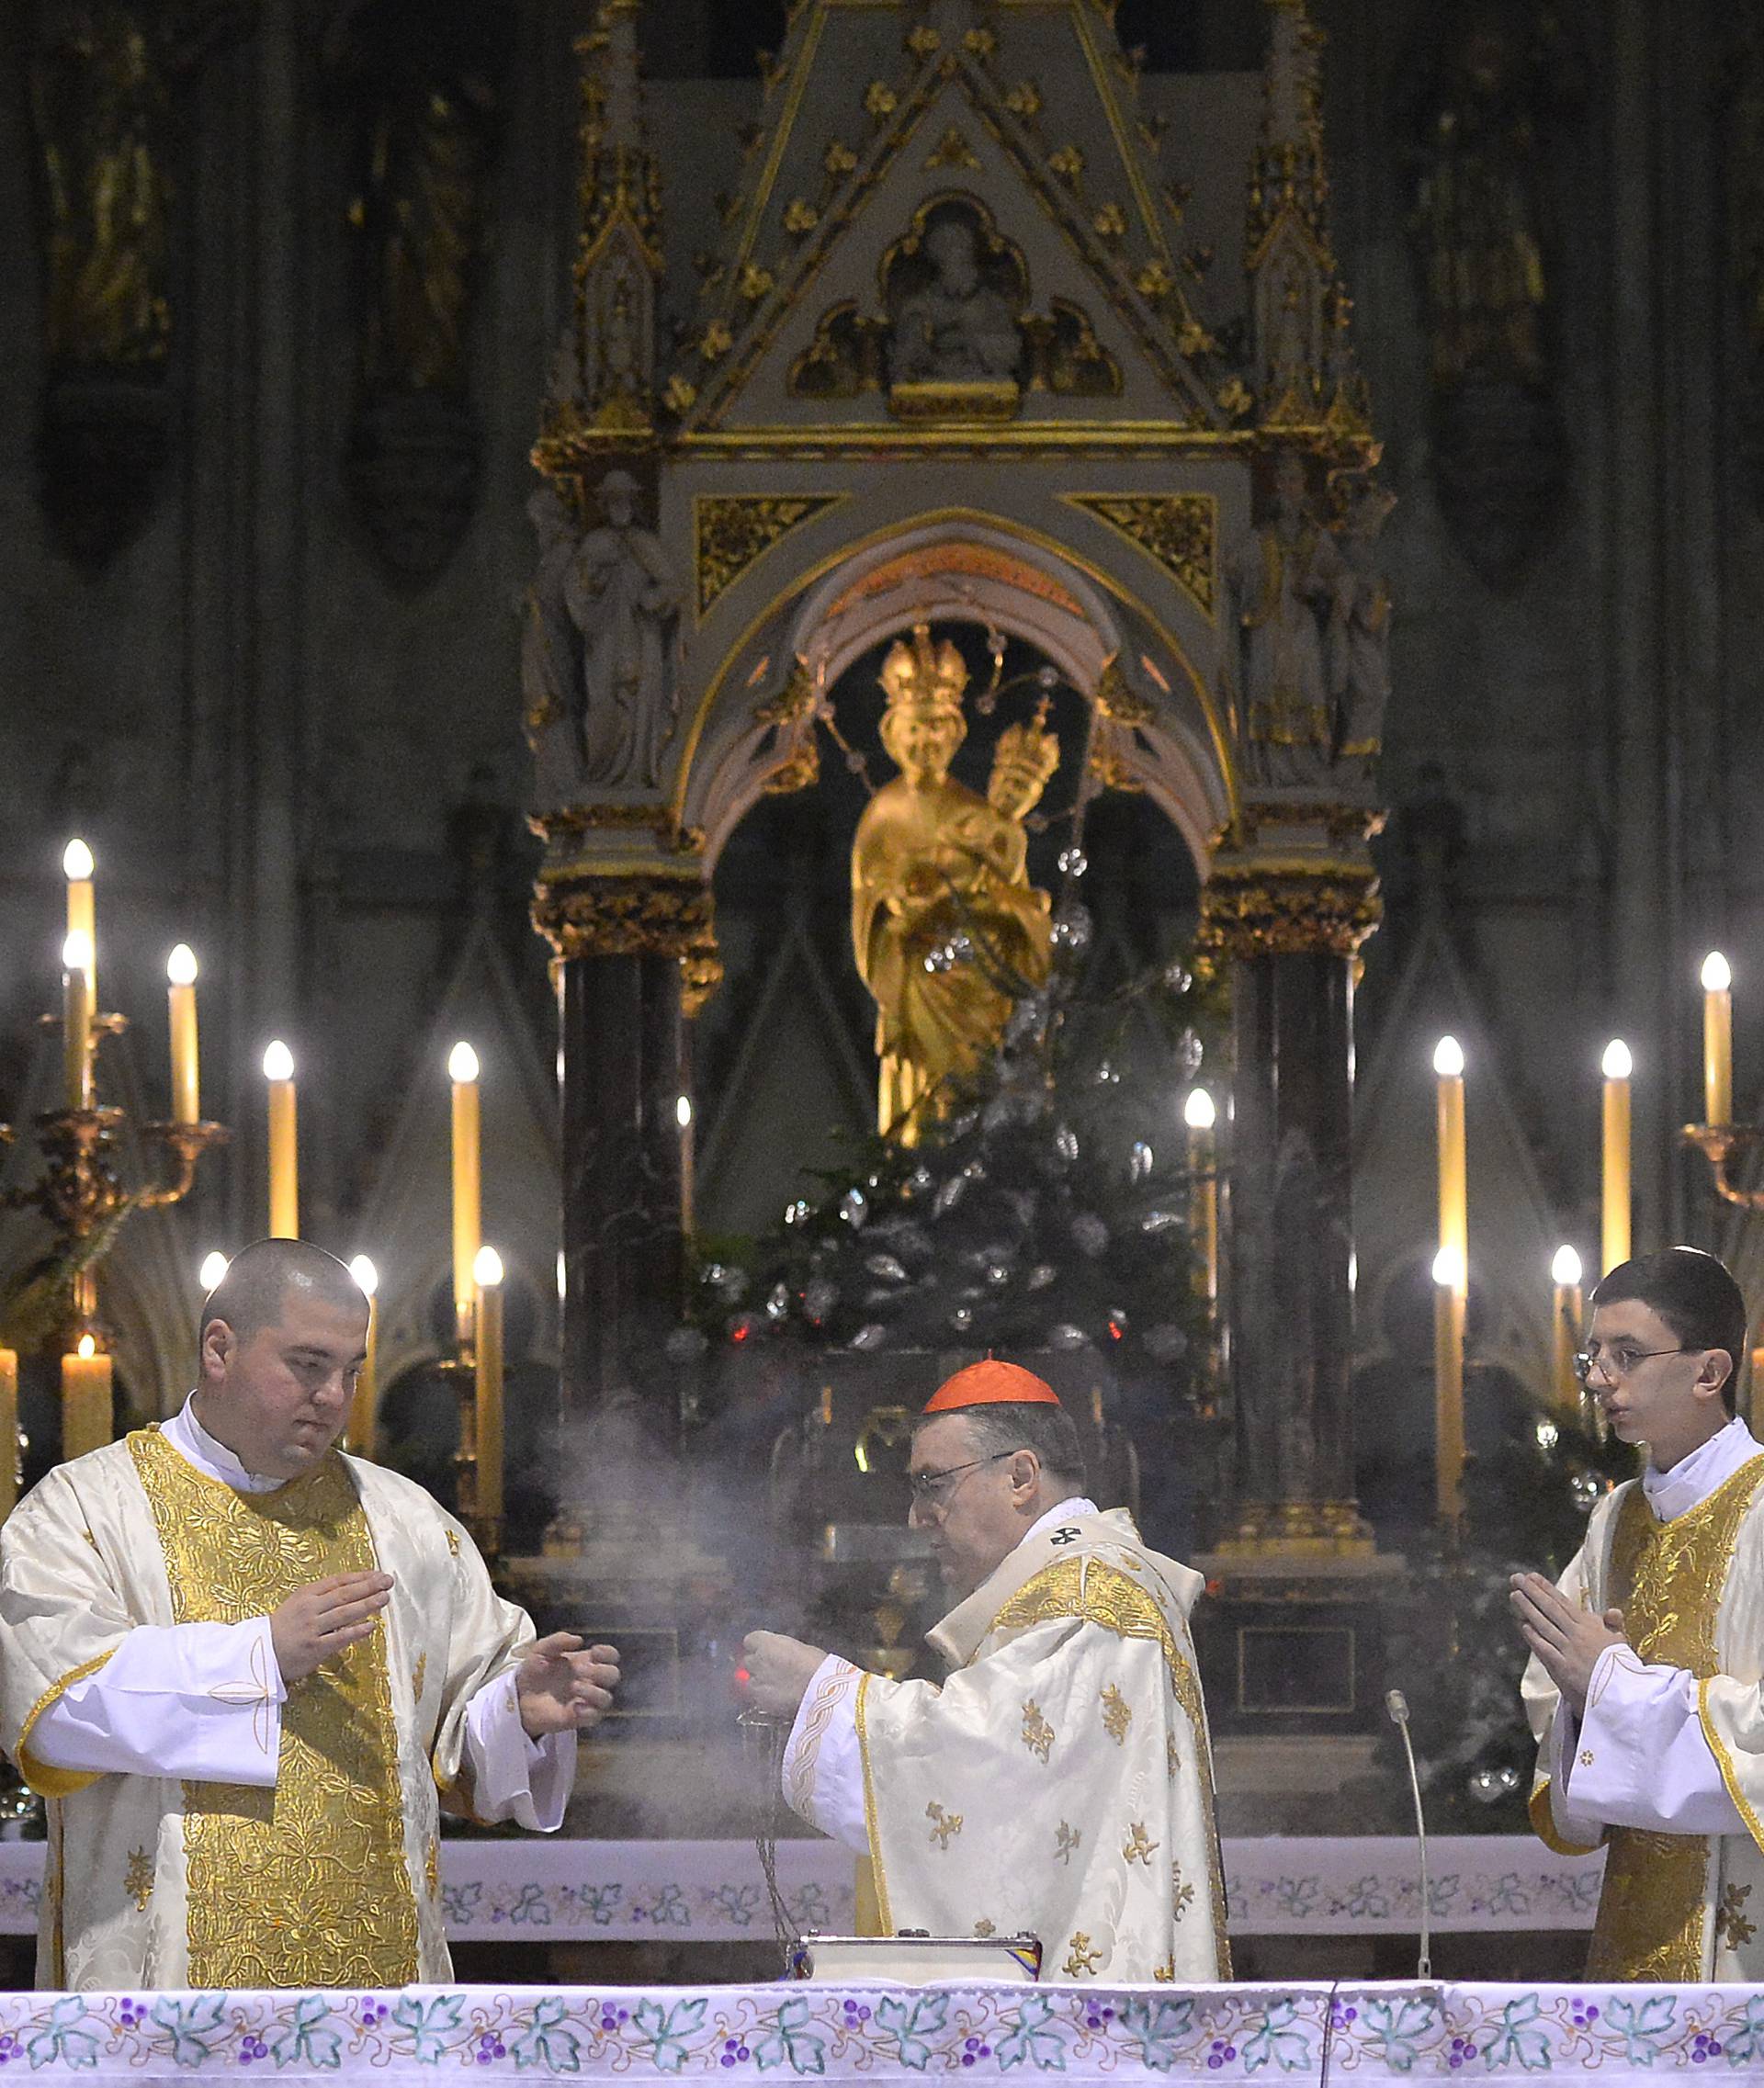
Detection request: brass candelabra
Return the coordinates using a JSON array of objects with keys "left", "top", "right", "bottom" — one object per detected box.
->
[
  {"left": 1, "top": 1007, "right": 227, "bottom": 1444},
  {"left": 1682, "top": 1124, "right": 1764, "bottom": 1212}
]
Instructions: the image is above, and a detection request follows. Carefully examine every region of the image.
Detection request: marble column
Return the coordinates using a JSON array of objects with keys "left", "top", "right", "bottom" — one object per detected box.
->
[
  {"left": 534, "top": 868, "right": 716, "bottom": 1423},
  {"left": 1200, "top": 806, "right": 1380, "bottom": 1555}
]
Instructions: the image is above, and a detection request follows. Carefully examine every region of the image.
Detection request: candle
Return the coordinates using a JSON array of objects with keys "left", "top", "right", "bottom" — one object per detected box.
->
[
  {"left": 1702, "top": 953, "right": 1734, "bottom": 1128},
  {"left": 473, "top": 1247, "right": 504, "bottom": 1535},
  {"left": 198, "top": 1250, "right": 230, "bottom": 1292},
  {"left": 1601, "top": 1040, "right": 1633, "bottom": 1275},
  {"left": 449, "top": 1044, "right": 481, "bottom": 1352},
  {"left": 0, "top": 1347, "right": 17, "bottom": 1522},
  {"left": 1550, "top": 1245, "right": 1584, "bottom": 1416},
  {"left": 62, "top": 1334, "right": 112, "bottom": 1460},
  {"left": 1433, "top": 1246, "right": 1466, "bottom": 1521},
  {"left": 167, "top": 945, "right": 200, "bottom": 1123},
  {"left": 264, "top": 1042, "right": 299, "bottom": 1239},
  {"left": 677, "top": 1092, "right": 695, "bottom": 1236},
  {"left": 1433, "top": 1037, "right": 1467, "bottom": 1524},
  {"left": 1183, "top": 1088, "right": 1219, "bottom": 1307},
  {"left": 62, "top": 931, "right": 93, "bottom": 1110},
  {"left": 62, "top": 840, "right": 95, "bottom": 1006},
  {"left": 346, "top": 1256, "right": 379, "bottom": 1459}
]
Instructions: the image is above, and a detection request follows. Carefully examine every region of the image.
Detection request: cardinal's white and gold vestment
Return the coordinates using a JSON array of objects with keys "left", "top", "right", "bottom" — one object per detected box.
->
[
  {"left": 0, "top": 1401, "right": 571, "bottom": 1991},
  {"left": 1525, "top": 1415, "right": 1764, "bottom": 1980},
  {"left": 783, "top": 1500, "right": 1228, "bottom": 1982}
]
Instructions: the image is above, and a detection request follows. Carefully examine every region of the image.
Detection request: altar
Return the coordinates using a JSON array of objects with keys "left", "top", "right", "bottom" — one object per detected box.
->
[
  {"left": 0, "top": 1979, "right": 1741, "bottom": 2086},
  {"left": 0, "top": 1839, "right": 1603, "bottom": 1944}
]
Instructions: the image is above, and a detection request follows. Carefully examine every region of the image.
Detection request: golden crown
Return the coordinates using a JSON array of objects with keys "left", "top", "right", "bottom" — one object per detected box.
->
[
  {"left": 990, "top": 696, "right": 1060, "bottom": 791},
  {"left": 878, "top": 623, "right": 968, "bottom": 717}
]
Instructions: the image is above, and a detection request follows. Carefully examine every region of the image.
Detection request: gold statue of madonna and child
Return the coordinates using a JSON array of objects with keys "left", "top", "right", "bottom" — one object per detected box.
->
[{"left": 851, "top": 624, "right": 1060, "bottom": 1143}]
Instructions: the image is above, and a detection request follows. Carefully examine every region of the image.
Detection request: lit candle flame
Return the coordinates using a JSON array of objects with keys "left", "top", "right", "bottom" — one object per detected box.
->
[
  {"left": 62, "top": 840, "right": 94, "bottom": 883},
  {"left": 448, "top": 1042, "right": 480, "bottom": 1083},
  {"left": 1551, "top": 1245, "right": 1583, "bottom": 1288},
  {"left": 198, "top": 1250, "right": 230, "bottom": 1291},
  {"left": 348, "top": 1255, "right": 379, "bottom": 1299},
  {"left": 263, "top": 1040, "right": 295, "bottom": 1083},
  {"left": 167, "top": 944, "right": 198, "bottom": 986},
  {"left": 1183, "top": 1088, "right": 1216, "bottom": 1130},
  {"left": 1703, "top": 951, "right": 1733, "bottom": 994},
  {"left": 473, "top": 1247, "right": 503, "bottom": 1288},
  {"left": 1601, "top": 1039, "right": 1633, "bottom": 1081},
  {"left": 1433, "top": 1035, "right": 1464, "bottom": 1078}
]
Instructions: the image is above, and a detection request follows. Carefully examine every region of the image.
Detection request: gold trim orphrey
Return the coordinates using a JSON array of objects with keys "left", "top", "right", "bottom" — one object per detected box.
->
[
  {"left": 1587, "top": 1456, "right": 1764, "bottom": 1981},
  {"left": 126, "top": 1429, "right": 419, "bottom": 1989}
]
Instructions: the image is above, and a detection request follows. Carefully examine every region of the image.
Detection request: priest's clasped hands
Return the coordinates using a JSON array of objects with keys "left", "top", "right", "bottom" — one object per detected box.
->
[
  {"left": 1510, "top": 1571, "right": 1628, "bottom": 1714},
  {"left": 268, "top": 1570, "right": 619, "bottom": 1736}
]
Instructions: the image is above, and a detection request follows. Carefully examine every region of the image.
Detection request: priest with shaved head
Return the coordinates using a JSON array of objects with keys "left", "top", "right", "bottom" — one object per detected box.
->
[
  {"left": 742, "top": 1360, "right": 1227, "bottom": 1982},
  {"left": 0, "top": 1239, "right": 618, "bottom": 1991}
]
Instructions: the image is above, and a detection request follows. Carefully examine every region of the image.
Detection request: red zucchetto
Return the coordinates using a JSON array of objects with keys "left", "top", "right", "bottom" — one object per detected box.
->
[{"left": 922, "top": 1358, "right": 1061, "bottom": 1413}]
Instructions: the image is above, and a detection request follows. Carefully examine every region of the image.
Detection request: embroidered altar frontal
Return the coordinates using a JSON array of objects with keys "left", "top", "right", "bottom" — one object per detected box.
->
[{"left": 0, "top": 1981, "right": 1750, "bottom": 2084}]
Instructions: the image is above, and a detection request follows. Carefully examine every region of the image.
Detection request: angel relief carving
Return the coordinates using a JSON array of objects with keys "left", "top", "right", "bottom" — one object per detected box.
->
[{"left": 788, "top": 195, "right": 1119, "bottom": 411}]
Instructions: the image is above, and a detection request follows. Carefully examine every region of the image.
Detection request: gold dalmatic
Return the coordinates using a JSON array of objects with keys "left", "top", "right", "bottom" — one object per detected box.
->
[
  {"left": 127, "top": 1431, "right": 419, "bottom": 1988},
  {"left": 1587, "top": 1457, "right": 1764, "bottom": 1981}
]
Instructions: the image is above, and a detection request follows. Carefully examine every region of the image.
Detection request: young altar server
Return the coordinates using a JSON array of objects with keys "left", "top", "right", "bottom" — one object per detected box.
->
[
  {"left": 0, "top": 1239, "right": 618, "bottom": 1991},
  {"left": 1515, "top": 1247, "right": 1764, "bottom": 1981},
  {"left": 742, "top": 1359, "right": 1228, "bottom": 1982}
]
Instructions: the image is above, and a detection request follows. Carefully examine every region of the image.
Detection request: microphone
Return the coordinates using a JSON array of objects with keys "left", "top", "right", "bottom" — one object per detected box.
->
[{"left": 1385, "top": 1689, "right": 1432, "bottom": 1979}]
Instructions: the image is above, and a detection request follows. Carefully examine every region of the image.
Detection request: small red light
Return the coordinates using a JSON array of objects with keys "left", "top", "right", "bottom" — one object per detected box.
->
[
  {"left": 734, "top": 1667, "right": 751, "bottom": 1687},
  {"left": 1108, "top": 1321, "right": 1124, "bottom": 1341},
  {"left": 731, "top": 1324, "right": 750, "bottom": 1343}
]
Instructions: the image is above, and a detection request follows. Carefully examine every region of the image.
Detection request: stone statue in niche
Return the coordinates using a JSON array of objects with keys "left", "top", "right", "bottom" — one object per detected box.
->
[
  {"left": 1225, "top": 452, "right": 1345, "bottom": 786},
  {"left": 885, "top": 206, "right": 1024, "bottom": 420},
  {"left": 889, "top": 217, "right": 1023, "bottom": 382},
  {"left": 521, "top": 483, "right": 583, "bottom": 809},
  {"left": 330, "top": 0, "right": 509, "bottom": 581},
  {"left": 27, "top": 1, "right": 246, "bottom": 565},
  {"left": 1327, "top": 480, "right": 1397, "bottom": 775},
  {"left": 521, "top": 469, "right": 682, "bottom": 803}
]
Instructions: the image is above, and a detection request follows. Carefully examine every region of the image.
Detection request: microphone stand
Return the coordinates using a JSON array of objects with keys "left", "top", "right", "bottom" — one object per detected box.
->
[{"left": 1385, "top": 1689, "right": 1431, "bottom": 1979}]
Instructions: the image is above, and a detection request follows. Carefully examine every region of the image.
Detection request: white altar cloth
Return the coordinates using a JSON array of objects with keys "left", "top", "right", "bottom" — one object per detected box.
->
[
  {"left": 0, "top": 1981, "right": 1741, "bottom": 2085},
  {"left": 0, "top": 1836, "right": 1605, "bottom": 1942}
]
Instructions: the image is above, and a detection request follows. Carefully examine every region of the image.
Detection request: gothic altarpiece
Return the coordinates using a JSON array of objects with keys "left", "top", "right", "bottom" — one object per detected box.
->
[{"left": 517, "top": 0, "right": 1399, "bottom": 1764}]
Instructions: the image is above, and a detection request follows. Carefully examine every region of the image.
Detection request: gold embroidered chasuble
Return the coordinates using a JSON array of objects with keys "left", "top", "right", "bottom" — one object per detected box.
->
[
  {"left": 0, "top": 1432, "right": 540, "bottom": 1991},
  {"left": 803, "top": 1508, "right": 1227, "bottom": 1983},
  {"left": 1524, "top": 1456, "right": 1764, "bottom": 1981}
]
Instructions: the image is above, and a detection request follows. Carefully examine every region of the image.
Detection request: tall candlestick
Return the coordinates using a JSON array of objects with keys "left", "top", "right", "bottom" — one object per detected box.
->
[
  {"left": 1433, "top": 1038, "right": 1467, "bottom": 1523},
  {"left": 62, "top": 840, "right": 95, "bottom": 1006},
  {"left": 473, "top": 1247, "right": 504, "bottom": 1537},
  {"left": 167, "top": 944, "right": 200, "bottom": 1124},
  {"left": 449, "top": 1044, "right": 481, "bottom": 1352},
  {"left": 264, "top": 1042, "right": 299, "bottom": 1239},
  {"left": 0, "top": 1347, "right": 17, "bottom": 1522},
  {"left": 1702, "top": 953, "right": 1734, "bottom": 1128},
  {"left": 1550, "top": 1245, "right": 1584, "bottom": 1416},
  {"left": 62, "top": 1334, "right": 112, "bottom": 1460},
  {"left": 62, "top": 932, "right": 93, "bottom": 1110},
  {"left": 1183, "top": 1088, "right": 1218, "bottom": 1307},
  {"left": 1601, "top": 1040, "right": 1633, "bottom": 1275},
  {"left": 346, "top": 1256, "right": 379, "bottom": 1459},
  {"left": 676, "top": 1092, "right": 695, "bottom": 1236}
]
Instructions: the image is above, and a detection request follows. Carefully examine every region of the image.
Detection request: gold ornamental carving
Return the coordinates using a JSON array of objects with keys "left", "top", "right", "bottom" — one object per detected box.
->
[
  {"left": 533, "top": 872, "right": 713, "bottom": 965},
  {"left": 1209, "top": 1499, "right": 1374, "bottom": 1560},
  {"left": 1197, "top": 862, "right": 1380, "bottom": 963},
  {"left": 1064, "top": 493, "right": 1217, "bottom": 617},
  {"left": 693, "top": 494, "right": 844, "bottom": 618}
]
